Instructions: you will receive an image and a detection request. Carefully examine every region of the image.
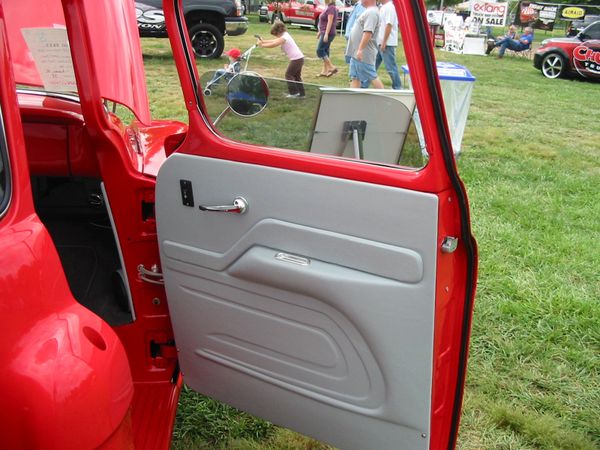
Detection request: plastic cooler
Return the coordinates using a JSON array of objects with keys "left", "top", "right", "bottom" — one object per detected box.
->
[{"left": 401, "top": 62, "right": 475, "bottom": 156}]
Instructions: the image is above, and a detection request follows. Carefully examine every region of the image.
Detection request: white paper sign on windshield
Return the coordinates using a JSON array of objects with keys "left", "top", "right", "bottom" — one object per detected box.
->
[{"left": 21, "top": 28, "right": 77, "bottom": 92}]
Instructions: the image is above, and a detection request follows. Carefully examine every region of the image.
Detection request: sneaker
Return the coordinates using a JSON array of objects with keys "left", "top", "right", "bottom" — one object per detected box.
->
[{"left": 285, "top": 94, "right": 298, "bottom": 98}]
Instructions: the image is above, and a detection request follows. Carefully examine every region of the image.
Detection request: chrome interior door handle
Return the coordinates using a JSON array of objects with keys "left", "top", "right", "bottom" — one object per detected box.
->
[{"left": 199, "top": 196, "right": 248, "bottom": 214}]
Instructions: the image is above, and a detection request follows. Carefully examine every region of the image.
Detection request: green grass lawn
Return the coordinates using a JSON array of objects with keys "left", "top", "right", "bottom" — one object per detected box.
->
[{"left": 141, "top": 15, "right": 599, "bottom": 450}]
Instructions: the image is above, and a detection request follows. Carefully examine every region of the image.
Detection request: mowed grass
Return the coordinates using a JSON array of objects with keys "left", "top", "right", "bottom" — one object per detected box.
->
[{"left": 140, "top": 15, "right": 600, "bottom": 450}]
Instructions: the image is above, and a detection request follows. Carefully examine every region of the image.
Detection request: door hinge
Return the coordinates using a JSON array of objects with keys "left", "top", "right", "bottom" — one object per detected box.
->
[
  {"left": 150, "top": 339, "right": 177, "bottom": 359},
  {"left": 138, "top": 263, "right": 164, "bottom": 285},
  {"left": 441, "top": 236, "right": 459, "bottom": 253}
]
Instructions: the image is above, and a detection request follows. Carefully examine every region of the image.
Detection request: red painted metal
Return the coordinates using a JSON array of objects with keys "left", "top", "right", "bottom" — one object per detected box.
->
[
  {"left": 131, "top": 377, "right": 183, "bottom": 450},
  {"left": 4, "top": 0, "right": 151, "bottom": 124},
  {"left": 0, "top": 7, "right": 135, "bottom": 449}
]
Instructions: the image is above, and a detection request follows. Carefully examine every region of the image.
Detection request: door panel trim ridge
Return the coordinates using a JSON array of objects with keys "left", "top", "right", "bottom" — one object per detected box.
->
[{"left": 161, "top": 218, "right": 424, "bottom": 283}]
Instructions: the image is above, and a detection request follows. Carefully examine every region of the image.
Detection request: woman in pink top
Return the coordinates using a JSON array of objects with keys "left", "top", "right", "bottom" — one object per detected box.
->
[{"left": 257, "top": 22, "right": 305, "bottom": 98}]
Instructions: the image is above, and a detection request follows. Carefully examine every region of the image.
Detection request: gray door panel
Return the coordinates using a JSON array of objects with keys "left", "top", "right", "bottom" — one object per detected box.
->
[{"left": 156, "top": 155, "right": 439, "bottom": 449}]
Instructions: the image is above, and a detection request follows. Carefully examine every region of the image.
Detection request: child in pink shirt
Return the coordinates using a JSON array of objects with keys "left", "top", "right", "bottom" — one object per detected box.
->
[{"left": 257, "top": 22, "right": 305, "bottom": 98}]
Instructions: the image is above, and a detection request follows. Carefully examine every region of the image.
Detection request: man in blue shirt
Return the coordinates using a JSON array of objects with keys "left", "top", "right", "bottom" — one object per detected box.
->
[
  {"left": 345, "top": 0, "right": 366, "bottom": 41},
  {"left": 487, "top": 27, "right": 534, "bottom": 58}
]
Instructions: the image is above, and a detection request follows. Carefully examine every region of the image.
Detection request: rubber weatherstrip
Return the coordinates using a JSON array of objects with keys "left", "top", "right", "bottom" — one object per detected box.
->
[
  {"left": 173, "top": 0, "right": 202, "bottom": 107},
  {"left": 0, "top": 104, "right": 13, "bottom": 219},
  {"left": 406, "top": 1, "right": 477, "bottom": 449}
]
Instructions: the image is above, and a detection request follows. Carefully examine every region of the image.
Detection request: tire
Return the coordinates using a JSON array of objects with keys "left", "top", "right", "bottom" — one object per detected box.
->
[
  {"left": 188, "top": 22, "right": 224, "bottom": 59},
  {"left": 541, "top": 53, "right": 566, "bottom": 79}
]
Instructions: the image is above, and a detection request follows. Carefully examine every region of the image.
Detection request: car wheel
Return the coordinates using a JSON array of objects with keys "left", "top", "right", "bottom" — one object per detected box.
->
[
  {"left": 541, "top": 53, "right": 566, "bottom": 79},
  {"left": 188, "top": 23, "right": 224, "bottom": 59}
]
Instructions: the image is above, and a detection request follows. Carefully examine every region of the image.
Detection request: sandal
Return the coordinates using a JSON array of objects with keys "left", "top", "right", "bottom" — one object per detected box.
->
[
  {"left": 317, "top": 72, "right": 329, "bottom": 77},
  {"left": 326, "top": 68, "right": 338, "bottom": 77}
]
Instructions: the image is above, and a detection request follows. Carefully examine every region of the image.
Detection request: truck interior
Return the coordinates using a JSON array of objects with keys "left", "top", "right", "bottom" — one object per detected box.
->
[{"left": 20, "top": 90, "right": 134, "bottom": 326}]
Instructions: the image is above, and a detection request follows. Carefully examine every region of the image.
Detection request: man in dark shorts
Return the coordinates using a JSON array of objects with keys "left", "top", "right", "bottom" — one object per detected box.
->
[{"left": 345, "top": 0, "right": 384, "bottom": 88}]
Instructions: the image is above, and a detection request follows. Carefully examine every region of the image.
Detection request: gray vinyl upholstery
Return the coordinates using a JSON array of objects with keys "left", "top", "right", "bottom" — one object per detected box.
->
[{"left": 156, "top": 155, "right": 439, "bottom": 449}]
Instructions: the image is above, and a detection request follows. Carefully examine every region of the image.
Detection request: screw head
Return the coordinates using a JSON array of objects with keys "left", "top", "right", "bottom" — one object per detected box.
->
[{"left": 152, "top": 297, "right": 161, "bottom": 306}]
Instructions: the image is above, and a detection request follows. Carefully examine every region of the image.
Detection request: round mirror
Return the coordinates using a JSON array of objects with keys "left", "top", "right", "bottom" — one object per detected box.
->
[{"left": 226, "top": 72, "right": 269, "bottom": 117}]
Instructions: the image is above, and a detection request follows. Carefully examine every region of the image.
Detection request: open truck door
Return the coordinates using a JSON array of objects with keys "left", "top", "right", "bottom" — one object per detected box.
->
[{"left": 155, "top": 1, "right": 478, "bottom": 449}]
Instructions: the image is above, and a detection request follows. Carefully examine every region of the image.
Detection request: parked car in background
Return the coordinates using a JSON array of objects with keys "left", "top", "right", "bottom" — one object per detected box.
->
[
  {"left": 265, "top": 0, "right": 352, "bottom": 29},
  {"left": 566, "top": 15, "right": 600, "bottom": 37},
  {"left": 259, "top": 3, "right": 269, "bottom": 22},
  {"left": 136, "top": 0, "right": 248, "bottom": 58},
  {"left": 534, "top": 20, "right": 600, "bottom": 80}
]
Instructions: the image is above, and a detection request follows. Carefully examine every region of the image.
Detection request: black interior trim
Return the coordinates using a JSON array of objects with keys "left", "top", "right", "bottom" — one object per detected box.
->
[
  {"left": 173, "top": 0, "right": 202, "bottom": 107},
  {"left": 406, "top": 1, "right": 477, "bottom": 448}
]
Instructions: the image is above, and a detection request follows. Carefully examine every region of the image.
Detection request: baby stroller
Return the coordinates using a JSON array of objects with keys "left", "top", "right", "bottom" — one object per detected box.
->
[{"left": 203, "top": 45, "right": 257, "bottom": 96}]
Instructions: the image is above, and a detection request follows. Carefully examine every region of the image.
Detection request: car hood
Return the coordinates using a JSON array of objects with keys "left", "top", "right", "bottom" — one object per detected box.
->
[
  {"left": 3, "top": 0, "right": 151, "bottom": 124},
  {"left": 544, "top": 37, "right": 581, "bottom": 44}
]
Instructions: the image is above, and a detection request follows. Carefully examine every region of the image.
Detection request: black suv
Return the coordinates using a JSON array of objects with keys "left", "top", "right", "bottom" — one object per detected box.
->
[{"left": 136, "top": 0, "right": 248, "bottom": 58}]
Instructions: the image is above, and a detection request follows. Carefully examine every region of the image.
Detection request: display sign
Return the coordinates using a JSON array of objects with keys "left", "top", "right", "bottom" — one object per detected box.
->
[
  {"left": 427, "top": 10, "right": 445, "bottom": 26},
  {"left": 21, "top": 28, "right": 77, "bottom": 92},
  {"left": 444, "top": 25, "right": 467, "bottom": 53},
  {"left": 470, "top": 1, "right": 508, "bottom": 27},
  {"left": 561, "top": 6, "right": 586, "bottom": 19},
  {"left": 516, "top": 2, "right": 558, "bottom": 31}
]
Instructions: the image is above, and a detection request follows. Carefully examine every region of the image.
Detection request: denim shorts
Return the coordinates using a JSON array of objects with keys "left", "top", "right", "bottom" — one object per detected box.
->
[
  {"left": 316, "top": 34, "right": 335, "bottom": 59},
  {"left": 349, "top": 58, "right": 378, "bottom": 84}
]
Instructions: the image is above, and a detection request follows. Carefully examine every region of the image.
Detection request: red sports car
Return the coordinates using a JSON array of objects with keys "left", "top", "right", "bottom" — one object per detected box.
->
[{"left": 534, "top": 20, "right": 600, "bottom": 80}]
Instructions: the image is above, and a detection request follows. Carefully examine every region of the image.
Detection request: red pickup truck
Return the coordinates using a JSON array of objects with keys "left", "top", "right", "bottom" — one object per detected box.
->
[
  {"left": 266, "top": 0, "right": 352, "bottom": 29},
  {"left": 0, "top": 0, "right": 477, "bottom": 449}
]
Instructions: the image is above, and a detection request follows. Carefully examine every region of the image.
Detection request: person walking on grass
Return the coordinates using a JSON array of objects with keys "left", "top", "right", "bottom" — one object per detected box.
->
[
  {"left": 345, "top": 0, "right": 384, "bottom": 89},
  {"left": 376, "top": 0, "right": 401, "bottom": 89},
  {"left": 257, "top": 22, "right": 305, "bottom": 98},
  {"left": 317, "top": 0, "right": 339, "bottom": 77}
]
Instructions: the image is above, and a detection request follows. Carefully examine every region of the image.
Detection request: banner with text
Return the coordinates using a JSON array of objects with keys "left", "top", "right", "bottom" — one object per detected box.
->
[
  {"left": 470, "top": 1, "right": 508, "bottom": 28},
  {"left": 516, "top": 2, "right": 559, "bottom": 30}
]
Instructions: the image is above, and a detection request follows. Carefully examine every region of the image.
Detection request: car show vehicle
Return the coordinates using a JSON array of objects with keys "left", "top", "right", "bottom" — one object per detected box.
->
[
  {"left": 534, "top": 20, "right": 600, "bottom": 80},
  {"left": 135, "top": 0, "right": 248, "bottom": 58},
  {"left": 265, "top": 0, "right": 351, "bottom": 29},
  {"left": 259, "top": 3, "right": 270, "bottom": 22},
  {"left": 0, "top": 0, "right": 477, "bottom": 449}
]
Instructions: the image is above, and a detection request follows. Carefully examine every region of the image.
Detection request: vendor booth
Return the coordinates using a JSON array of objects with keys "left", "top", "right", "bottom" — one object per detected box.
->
[{"left": 402, "top": 62, "right": 476, "bottom": 156}]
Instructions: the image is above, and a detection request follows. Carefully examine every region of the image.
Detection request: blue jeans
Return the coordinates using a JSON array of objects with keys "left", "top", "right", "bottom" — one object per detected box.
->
[
  {"left": 375, "top": 46, "right": 401, "bottom": 90},
  {"left": 317, "top": 34, "right": 335, "bottom": 59},
  {"left": 496, "top": 38, "right": 528, "bottom": 57}
]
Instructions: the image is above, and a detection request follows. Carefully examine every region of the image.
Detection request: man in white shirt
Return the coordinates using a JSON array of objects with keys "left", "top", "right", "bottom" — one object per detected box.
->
[{"left": 376, "top": 0, "right": 401, "bottom": 89}]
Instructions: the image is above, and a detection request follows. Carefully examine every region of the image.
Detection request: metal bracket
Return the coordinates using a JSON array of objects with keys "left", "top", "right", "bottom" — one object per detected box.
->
[
  {"left": 343, "top": 120, "right": 367, "bottom": 160},
  {"left": 441, "top": 236, "right": 459, "bottom": 253},
  {"left": 138, "top": 264, "right": 164, "bottom": 285}
]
